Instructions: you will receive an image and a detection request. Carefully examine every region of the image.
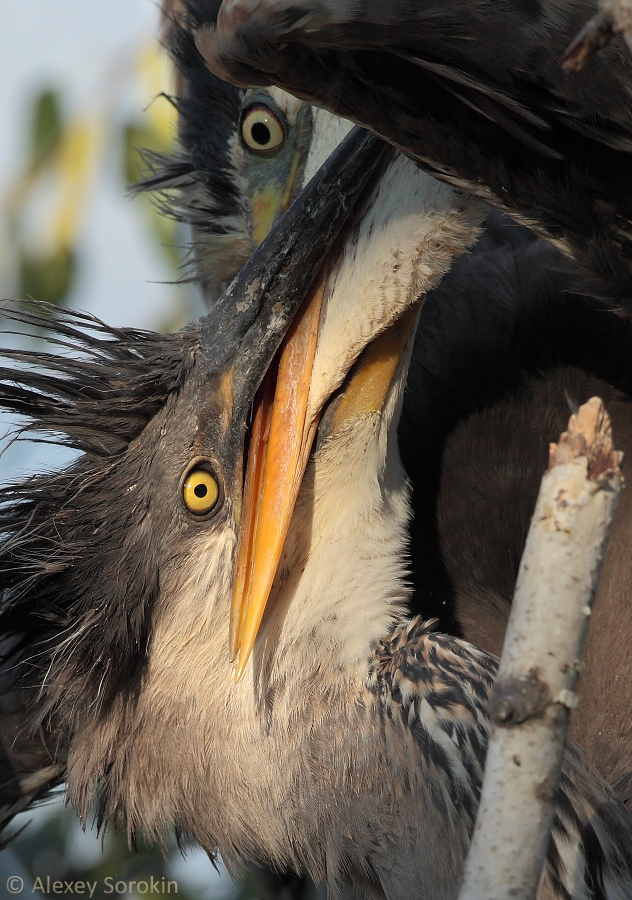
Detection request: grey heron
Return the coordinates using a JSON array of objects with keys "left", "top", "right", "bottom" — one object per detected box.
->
[
  {"left": 0, "top": 120, "right": 632, "bottom": 898},
  {"left": 143, "top": 1, "right": 632, "bottom": 797},
  {"left": 2, "top": 6, "right": 632, "bottom": 896}
]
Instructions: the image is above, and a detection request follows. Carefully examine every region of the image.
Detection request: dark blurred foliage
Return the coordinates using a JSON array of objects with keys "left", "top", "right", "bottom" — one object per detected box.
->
[
  {"left": 16, "top": 89, "right": 78, "bottom": 306},
  {"left": 6, "top": 799, "right": 260, "bottom": 898}
]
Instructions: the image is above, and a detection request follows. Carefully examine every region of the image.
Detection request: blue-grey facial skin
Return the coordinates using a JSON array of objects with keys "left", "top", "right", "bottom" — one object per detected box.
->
[{"left": 238, "top": 89, "right": 313, "bottom": 245}]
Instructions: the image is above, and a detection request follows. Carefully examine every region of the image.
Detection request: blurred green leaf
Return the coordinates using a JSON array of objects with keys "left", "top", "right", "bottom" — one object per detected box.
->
[
  {"left": 123, "top": 122, "right": 184, "bottom": 273},
  {"left": 123, "top": 123, "right": 161, "bottom": 186},
  {"left": 30, "top": 90, "right": 63, "bottom": 171},
  {"left": 147, "top": 200, "right": 183, "bottom": 272},
  {"left": 19, "top": 246, "right": 75, "bottom": 306}
]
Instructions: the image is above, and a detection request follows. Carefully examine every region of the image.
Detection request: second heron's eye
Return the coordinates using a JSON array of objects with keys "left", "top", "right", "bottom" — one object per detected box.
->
[
  {"left": 183, "top": 465, "right": 221, "bottom": 516},
  {"left": 241, "top": 106, "right": 285, "bottom": 154}
]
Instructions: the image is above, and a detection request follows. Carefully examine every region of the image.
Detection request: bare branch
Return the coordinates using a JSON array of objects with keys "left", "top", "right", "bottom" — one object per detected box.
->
[
  {"left": 562, "top": 0, "right": 632, "bottom": 72},
  {"left": 458, "top": 397, "right": 623, "bottom": 900}
]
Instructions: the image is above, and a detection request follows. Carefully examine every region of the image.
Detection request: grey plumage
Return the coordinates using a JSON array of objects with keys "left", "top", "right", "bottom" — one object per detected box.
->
[
  {"left": 0, "top": 123, "right": 381, "bottom": 843},
  {"left": 1, "top": 239, "right": 632, "bottom": 898},
  {"left": 2, "top": 349, "right": 631, "bottom": 898},
  {"left": 146, "top": 14, "right": 632, "bottom": 795}
]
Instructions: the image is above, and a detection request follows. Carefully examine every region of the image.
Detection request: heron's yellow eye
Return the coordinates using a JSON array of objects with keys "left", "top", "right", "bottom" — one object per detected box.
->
[
  {"left": 241, "top": 106, "right": 285, "bottom": 154},
  {"left": 183, "top": 466, "right": 220, "bottom": 516}
]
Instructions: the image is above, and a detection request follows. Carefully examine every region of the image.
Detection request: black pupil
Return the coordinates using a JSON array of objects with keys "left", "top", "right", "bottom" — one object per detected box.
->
[
  {"left": 194, "top": 484, "right": 208, "bottom": 499},
  {"left": 251, "top": 121, "right": 271, "bottom": 145}
]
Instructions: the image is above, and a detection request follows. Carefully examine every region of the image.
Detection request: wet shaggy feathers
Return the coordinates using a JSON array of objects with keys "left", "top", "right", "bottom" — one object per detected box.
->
[
  {"left": 1, "top": 272, "right": 632, "bottom": 896},
  {"left": 0, "top": 305, "right": 200, "bottom": 830},
  {"left": 0, "top": 304, "right": 198, "bottom": 455}
]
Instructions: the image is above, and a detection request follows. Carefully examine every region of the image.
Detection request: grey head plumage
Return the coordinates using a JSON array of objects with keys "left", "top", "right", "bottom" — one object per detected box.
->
[{"left": 0, "top": 307, "right": 198, "bottom": 837}]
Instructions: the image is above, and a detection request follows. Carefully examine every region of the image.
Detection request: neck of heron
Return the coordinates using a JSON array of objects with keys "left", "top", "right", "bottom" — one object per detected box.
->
[
  {"left": 255, "top": 157, "right": 487, "bottom": 699},
  {"left": 105, "top": 360, "right": 413, "bottom": 855},
  {"left": 252, "top": 347, "right": 413, "bottom": 702}
]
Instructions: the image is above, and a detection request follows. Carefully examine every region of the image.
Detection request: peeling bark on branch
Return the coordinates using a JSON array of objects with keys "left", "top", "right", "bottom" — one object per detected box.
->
[
  {"left": 562, "top": 0, "right": 632, "bottom": 71},
  {"left": 458, "top": 397, "right": 623, "bottom": 900}
]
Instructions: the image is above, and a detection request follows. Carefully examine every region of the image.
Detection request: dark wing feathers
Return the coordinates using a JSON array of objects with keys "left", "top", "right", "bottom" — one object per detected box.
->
[
  {"left": 401, "top": 218, "right": 632, "bottom": 796},
  {"left": 0, "top": 684, "right": 65, "bottom": 848},
  {"left": 402, "top": 220, "right": 632, "bottom": 632},
  {"left": 198, "top": 0, "right": 632, "bottom": 303}
]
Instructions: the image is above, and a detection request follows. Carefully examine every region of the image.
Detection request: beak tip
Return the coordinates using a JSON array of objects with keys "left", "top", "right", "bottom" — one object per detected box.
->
[
  {"left": 234, "top": 654, "right": 249, "bottom": 682},
  {"left": 228, "top": 629, "right": 239, "bottom": 662}
]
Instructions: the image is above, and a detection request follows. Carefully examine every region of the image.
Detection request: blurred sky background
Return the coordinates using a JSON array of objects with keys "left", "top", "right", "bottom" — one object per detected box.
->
[
  {"left": 0, "top": 0, "right": 203, "bottom": 479},
  {"left": 0, "top": 1, "right": 239, "bottom": 896},
  {"left": 0, "top": 0, "right": 186, "bottom": 327}
]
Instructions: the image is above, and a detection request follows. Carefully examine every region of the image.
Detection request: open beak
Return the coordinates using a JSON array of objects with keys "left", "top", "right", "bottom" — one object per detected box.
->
[
  {"left": 231, "top": 281, "right": 420, "bottom": 678},
  {"left": 224, "top": 126, "right": 418, "bottom": 679},
  {"left": 230, "top": 264, "right": 328, "bottom": 675},
  {"left": 199, "top": 126, "right": 390, "bottom": 676}
]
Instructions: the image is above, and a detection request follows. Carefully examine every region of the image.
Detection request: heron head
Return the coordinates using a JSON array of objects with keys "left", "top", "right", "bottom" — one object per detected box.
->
[{"left": 0, "top": 127, "right": 385, "bottom": 737}]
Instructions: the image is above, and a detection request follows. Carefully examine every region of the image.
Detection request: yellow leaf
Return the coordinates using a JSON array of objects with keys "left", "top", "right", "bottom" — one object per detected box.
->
[
  {"left": 51, "top": 116, "right": 103, "bottom": 248},
  {"left": 136, "top": 43, "right": 177, "bottom": 146}
]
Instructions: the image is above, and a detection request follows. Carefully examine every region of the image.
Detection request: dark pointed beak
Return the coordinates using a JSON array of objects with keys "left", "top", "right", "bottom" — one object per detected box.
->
[
  {"left": 199, "top": 126, "right": 389, "bottom": 676},
  {"left": 201, "top": 127, "right": 385, "bottom": 401}
]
